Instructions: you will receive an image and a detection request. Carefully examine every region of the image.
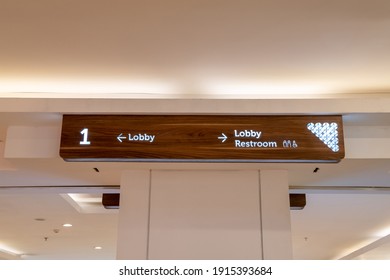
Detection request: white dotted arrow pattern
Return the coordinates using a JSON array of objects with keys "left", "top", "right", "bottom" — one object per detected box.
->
[{"left": 307, "top": 122, "right": 339, "bottom": 152}]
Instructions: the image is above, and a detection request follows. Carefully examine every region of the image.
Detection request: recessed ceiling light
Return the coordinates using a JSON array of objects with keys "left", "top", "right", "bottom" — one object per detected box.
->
[
  {"left": 62, "top": 223, "right": 73, "bottom": 227},
  {"left": 94, "top": 246, "right": 103, "bottom": 250},
  {"left": 34, "top": 218, "right": 46, "bottom": 222}
]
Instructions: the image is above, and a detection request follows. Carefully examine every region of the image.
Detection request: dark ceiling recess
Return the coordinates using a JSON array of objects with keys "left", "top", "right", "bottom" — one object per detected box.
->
[
  {"left": 102, "top": 193, "right": 306, "bottom": 210},
  {"left": 289, "top": 194, "right": 307, "bottom": 210},
  {"left": 102, "top": 193, "right": 120, "bottom": 209}
]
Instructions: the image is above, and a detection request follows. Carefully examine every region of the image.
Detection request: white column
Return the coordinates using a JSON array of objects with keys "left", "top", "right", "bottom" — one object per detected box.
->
[
  {"left": 116, "top": 169, "right": 293, "bottom": 260},
  {"left": 148, "top": 170, "right": 262, "bottom": 260},
  {"left": 260, "top": 170, "right": 293, "bottom": 259},
  {"left": 116, "top": 170, "right": 151, "bottom": 260}
]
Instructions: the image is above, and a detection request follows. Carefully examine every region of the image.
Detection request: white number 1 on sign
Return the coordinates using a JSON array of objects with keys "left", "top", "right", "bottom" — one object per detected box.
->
[{"left": 80, "top": 128, "right": 91, "bottom": 145}]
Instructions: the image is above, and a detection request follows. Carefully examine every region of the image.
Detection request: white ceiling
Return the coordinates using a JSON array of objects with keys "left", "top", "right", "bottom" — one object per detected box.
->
[
  {"left": 0, "top": 191, "right": 118, "bottom": 260},
  {"left": 291, "top": 191, "right": 390, "bottom": 260},
  {"left": 1, "top": 0, "right": 390, "bottom": 96},
  {"left": 1, "top": 0, "right": 390, "bottom": 260}
]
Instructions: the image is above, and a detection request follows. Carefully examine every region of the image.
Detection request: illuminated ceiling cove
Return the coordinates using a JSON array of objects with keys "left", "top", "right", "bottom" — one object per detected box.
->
[{"left": 1, "top": 0, "right": 390, "bottom": 98}]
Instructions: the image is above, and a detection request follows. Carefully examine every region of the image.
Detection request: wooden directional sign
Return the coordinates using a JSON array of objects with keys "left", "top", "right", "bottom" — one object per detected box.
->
[{"left": 60, "top": 115, "right": 345, "bottom": 162}]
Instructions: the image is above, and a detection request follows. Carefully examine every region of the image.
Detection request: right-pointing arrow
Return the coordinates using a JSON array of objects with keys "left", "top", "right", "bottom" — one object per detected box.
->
[{"left": 218, "top": 133, "right": 228, "bottom": 143}]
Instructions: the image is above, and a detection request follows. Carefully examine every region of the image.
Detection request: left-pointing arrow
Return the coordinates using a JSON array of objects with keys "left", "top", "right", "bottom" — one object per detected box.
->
[{"left": 117, "top": 133, "right": 126, "bottom": 142}]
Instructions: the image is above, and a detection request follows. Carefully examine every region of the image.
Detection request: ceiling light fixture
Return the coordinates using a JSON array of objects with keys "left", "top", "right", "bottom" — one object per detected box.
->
[
  {"left": 94, "top": 246, "right": 103, "bottom": 250},
  {"left": 0, "top": 79, "right": 177, "bottom": 97},
  {"left": 203, "top": 81, "right": 333, "bottom": 97},
  {"left": 62, "top": 223, "right": 73, "bottom": 227},
  {"left": 0, "top": 244, "right": 22, "bottom": 256}
]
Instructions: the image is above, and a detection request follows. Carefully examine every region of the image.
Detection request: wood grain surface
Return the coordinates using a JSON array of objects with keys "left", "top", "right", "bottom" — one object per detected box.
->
[{"left": 60, "top": 115, "right": 345, "bottom": 162}]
